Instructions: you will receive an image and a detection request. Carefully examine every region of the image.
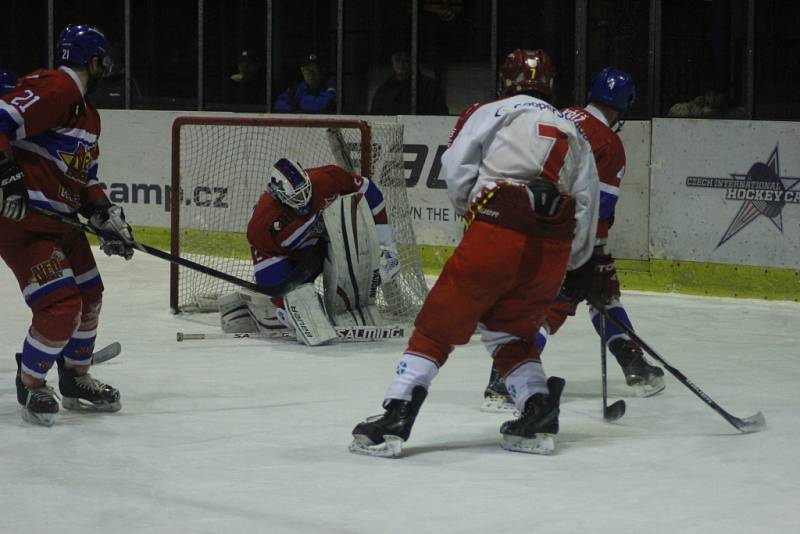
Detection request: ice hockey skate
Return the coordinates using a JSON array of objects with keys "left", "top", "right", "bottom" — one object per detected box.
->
[
  {"left": 610, "top": 338, "right": 665, "bottom": 397},
  {"left": 16, "top": 354, "right": 59, "bottom": 427},
  {"left": 58, "top": 364, "right": 121, "bottom": 412},
  {"left": 349, "top": 386, "right": 427, "bottom": 458},
  {"left": 481, "top": 367, "right": 515, "bottom": 413},
  {"left": 500, "top": 376, "right": 565, "bottom": 455}
]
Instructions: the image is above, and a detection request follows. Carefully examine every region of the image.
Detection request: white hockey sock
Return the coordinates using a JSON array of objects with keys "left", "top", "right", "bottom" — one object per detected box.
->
[
  {"left": 504, "top": 361, "right": 548, "bottom": 411},
  {"left": 384, "top": 352, "right": 439, "bottom": 402}
]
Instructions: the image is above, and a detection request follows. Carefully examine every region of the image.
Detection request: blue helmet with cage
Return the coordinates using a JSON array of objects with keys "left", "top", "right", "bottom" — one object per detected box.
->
[
  {"left": 0, "top": 69, "right": 18, "bottom": 96},
  {"left": 588, "top": 67, "right": 635, "bottom": 112},
  {"left": 57, "top": 24, "right": 112, "bottom": 73}
]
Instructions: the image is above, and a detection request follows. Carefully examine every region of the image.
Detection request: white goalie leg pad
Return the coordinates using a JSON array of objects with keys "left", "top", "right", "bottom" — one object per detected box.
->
[
  {"left": 237, "top": 291, "right": 285, "bottom": 332},
  {"left": 283, "top": 284, "right": 337, "bottom": 346},
  {"left": 384, "top": 352, "right": 439, "bottom": 402},
  {"left": 322, "top": 193, "right": 383, "bottom": 327},
  {"left": 504, "top": 361, "right": 548, "bottom": 412},
  {"left": 218, "top": 292, "right": 258, "bottom": 333}
]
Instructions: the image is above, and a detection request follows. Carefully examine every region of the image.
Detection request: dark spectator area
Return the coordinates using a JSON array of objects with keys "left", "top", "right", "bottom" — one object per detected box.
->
[{"left": 1, "top": 0, "right": 798, "bottom": 119}]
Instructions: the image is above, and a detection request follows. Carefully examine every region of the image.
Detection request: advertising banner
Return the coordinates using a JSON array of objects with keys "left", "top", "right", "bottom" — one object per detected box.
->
[{"left": 650, "top": 118, "right": 800, "bottom": 268}]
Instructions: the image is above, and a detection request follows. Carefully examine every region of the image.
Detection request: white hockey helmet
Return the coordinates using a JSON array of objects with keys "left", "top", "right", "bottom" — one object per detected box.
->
[{"left": 267, "top": 158, "right": 313, "bottom": 213}]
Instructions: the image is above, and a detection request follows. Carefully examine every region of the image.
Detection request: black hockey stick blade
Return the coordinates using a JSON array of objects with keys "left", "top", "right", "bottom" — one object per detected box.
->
[
  {"left": 92, "top": 342, "right": 122, "bottom": 364},
  {"left": 732, "top": 411, "right": 766, "bottom": 433},
  {"left": 604, "top": 399, "right": 626, "bottom": 422}
]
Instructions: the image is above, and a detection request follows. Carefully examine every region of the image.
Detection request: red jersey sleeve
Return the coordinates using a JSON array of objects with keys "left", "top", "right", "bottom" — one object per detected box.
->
[{"left": 0, "top": 69, "right": 82, "bottom": 151}]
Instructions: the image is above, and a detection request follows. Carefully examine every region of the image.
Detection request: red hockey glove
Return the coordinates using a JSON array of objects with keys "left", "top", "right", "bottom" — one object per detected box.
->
[{"left": 590, "top": 253, "right": 620, "bottom": 305}]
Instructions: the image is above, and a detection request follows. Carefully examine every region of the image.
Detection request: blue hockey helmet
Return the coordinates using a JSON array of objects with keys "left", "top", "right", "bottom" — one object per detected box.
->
[
  {"left": 57, "top": 24, "right": 112, "bottom": 73},
  {"left": 588, "top": 67, "right": 635, "bottom": 112},
  {"left": 0, "top": 69, "right": 18, "bottom": 96}
]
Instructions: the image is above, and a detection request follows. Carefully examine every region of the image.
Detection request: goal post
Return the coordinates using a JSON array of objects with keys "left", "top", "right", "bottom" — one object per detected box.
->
[{"left": 169, "top": 116, "right": 428, "bottom": 324}]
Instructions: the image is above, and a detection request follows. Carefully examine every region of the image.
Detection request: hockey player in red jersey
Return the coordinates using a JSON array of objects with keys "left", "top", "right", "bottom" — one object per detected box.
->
[
  {"left": 349, "top": 49, "right": 601, "bottom": 457},
  {"left": 481, "top": 68, "right": 665, "bottom": 412},
  {"left": 241, "top": 158, "right": 400, "bottom": 331},
  {"left": 0, "top": 24, "right": 133, "bottom": 426}
]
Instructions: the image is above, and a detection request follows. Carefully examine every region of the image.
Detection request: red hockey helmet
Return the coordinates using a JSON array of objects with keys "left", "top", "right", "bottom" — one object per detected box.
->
[{"left": 498, "top": 49, "right": 555, "bottom": 100}]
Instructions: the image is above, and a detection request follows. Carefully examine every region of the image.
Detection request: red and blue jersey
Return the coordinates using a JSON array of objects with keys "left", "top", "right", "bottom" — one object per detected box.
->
[
  {"left": 0, "top": 66, "right": 108, "bottom": 230},
  {"left": 561, "top": 104, "right": 626, "bottom": 242},
  {"left": 247, "top": 164, "right": 388, "bottom": 289}
]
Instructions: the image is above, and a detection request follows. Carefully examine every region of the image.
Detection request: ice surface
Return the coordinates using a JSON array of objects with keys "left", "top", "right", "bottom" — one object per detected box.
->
[{"left": 1, "top": 250, "right": 799, "bottom": 533}]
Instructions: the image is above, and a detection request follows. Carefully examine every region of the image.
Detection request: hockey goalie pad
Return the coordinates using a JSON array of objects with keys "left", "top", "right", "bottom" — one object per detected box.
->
[
  {"left": 322, "top": 193, "right": 383, "bottom": 327},
  {"left": 238, "top": 291, "right": 286, "bottom": 332},
  {"left": 219, "top": 291, "right": 286, "bottom": 333},
  {"left": 283, "top": 283, "right": 337, "bottom": 346},
  {"left": 218, "top": 292, "right": 258, "bottom": 333}
]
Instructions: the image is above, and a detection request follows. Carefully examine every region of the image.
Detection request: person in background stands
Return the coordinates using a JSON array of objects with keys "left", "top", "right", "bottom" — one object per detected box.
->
[{"left": 273, "top": 54, "right": 336, "bottom": 114}]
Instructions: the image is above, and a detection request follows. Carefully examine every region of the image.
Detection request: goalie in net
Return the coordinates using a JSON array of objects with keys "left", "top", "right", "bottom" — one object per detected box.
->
[{"left": 218, "top": 158, "right": 402, "bottom": 345}]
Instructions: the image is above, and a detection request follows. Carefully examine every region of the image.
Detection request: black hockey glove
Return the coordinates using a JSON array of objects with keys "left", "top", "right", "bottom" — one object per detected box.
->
[
  {"left": 560, "top": 256, "right": 596, "bottom": 303},
  {"left": 88, "top": 203, "right": 135, "bottom": 260},
  {"left": 589, "top": 253, "right": 620, "bottom": 305},
  {"left": 0, "top": 155, "right": 28, "bottom": 221}
]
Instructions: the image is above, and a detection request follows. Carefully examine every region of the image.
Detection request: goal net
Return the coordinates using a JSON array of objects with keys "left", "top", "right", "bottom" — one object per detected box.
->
[{"left": 170, "top": 117, "right": 428, "bottom": 324}]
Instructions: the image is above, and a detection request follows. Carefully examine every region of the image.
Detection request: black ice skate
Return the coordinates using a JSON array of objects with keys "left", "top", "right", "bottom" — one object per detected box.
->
[
  {"left": 349, "top": 386, "right": 427, "bottom": 458},
  {"left": 481, "top": 366, "right": 515, "bottom": 413},
  {"left": 16, "top": 353, "right": 59, "bottom": 427},
  {"left": 610, "top": 338, "right": 665, "bottom": 397},
  {"left": 500, "top": 376, "right": 565, "bottom": 455},
  {"left": 58, "top": 365, "right": 121, "bottom": 412}
]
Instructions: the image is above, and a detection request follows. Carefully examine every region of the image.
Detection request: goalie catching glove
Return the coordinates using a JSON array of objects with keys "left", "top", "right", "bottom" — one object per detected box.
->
[
  {"left": 0, "top": 154, "right": 28, "bottom": 221},
  {"left": 376, "top": 224, "right": 401, "bottom": 283},
  {"left": 87, "top": 203, "right": 135, "bottom": 260}
]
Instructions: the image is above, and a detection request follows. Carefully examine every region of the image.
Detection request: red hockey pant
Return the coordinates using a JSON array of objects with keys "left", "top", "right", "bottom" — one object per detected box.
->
[
  {"left": 0, "top": 218, "right": 103, "bottom": 372},
  {"left": 407, "top": 220, "right": 572, "bottom": 377}
]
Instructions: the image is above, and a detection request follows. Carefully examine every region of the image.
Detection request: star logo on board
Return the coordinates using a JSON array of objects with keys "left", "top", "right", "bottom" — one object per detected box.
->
[{"left": 685, "top": 145, "right": 800, "bottom": 248}]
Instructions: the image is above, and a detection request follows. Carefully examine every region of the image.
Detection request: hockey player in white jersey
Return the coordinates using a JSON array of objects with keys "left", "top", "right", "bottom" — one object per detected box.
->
[{"left": 349, "top": 49, "right": 601, "bottom": 457}]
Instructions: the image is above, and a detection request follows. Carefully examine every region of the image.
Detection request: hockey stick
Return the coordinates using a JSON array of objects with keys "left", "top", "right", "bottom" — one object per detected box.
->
[
  {"left": 176, "top": 324, "right": 405, "bottom": 343},
  {"left": 589, "top": 298, "right": 766, "bottom": 433},
  {"left": 29, "top": 205, "right": 278, "bottom": 298},
  {"left": 92, "top": 342, "right": 122, "bottom": 364},
  {"left": 600, "top": 314, "right": 626, "bottom": 421}
]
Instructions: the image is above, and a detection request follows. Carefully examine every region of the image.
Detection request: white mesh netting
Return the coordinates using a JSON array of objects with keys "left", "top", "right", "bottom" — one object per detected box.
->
[{"left": 171, "top": 118, "right": 428, "bottom": 324}]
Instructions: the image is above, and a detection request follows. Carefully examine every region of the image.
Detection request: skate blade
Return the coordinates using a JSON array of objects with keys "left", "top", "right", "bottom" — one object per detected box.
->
[
  {"left": 348, "top": 434, "right": 404, "bottom": 458},
  {"left": 628, "top": 376, "right": 666, "bottom": 398},
  {"left": 480, "top": 397, "right": 517, "bottom": 413},
  {"left": 61, "top": 396, "right": 121, "bottom": 413},
  {"left": 500, "top": 433, "right": 555, "bottom": 455},
  {"left": 20, "top": 407, "right": 57, "bottom": 427}
]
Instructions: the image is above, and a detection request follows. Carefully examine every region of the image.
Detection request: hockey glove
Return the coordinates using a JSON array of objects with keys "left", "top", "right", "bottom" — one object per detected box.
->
[
  {"left": 0, "top": 155, "right": 28, "bottom": 221},
  {"left": 560, "top": 257, "right": 596, "bottom": 303},
  {"left": 88, "top": 204, "right": 135, "bottom": 260},
  {"left": 589, "top": 253, "right": 620, "bottom": 305}
]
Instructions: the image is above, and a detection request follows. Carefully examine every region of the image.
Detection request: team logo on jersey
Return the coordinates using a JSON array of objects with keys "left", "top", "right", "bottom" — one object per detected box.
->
[
  {"left": 30, "top": 250, "right": 66, "bottom": 285},
  {"left": 58, "top": 185, "right": 80, "bottom": 206},
  {"left": 685, "top": 145, "right": 800, "bottom": 247},
  {"left": 58, "top": 141, "right": 97, "bottom": 182}
]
